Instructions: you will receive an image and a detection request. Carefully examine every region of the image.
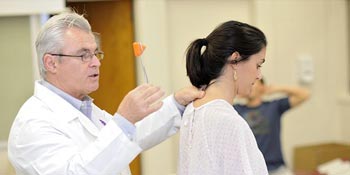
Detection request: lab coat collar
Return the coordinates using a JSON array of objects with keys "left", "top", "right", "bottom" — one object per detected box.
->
[{"left": 34, "top": 80, "right": 99, "bottom": 136}]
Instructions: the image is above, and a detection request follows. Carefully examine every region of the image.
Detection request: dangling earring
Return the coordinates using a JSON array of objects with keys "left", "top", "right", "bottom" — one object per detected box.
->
[{"left": 233, "top": 70, "right": 238, "bottom": 81}]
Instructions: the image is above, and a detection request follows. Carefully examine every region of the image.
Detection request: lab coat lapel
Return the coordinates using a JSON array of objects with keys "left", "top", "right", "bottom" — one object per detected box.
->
[
  {"left": 92, "top": 106, "right": 111, "bottom": 125},
  {"left": 77, "top": 112, "right": 99, "bottom": 137},
  {"left": 34, "top": 81, "right": 100, "bottom": 137}
]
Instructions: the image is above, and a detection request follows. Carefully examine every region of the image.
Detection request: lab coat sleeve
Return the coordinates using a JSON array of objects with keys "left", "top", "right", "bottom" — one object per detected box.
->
[
  {"left": 135, "top": 95, "right": 181, "bottom": 150},
  {"left": 8, "top": 108, "right": 142, "bottom": 175}
]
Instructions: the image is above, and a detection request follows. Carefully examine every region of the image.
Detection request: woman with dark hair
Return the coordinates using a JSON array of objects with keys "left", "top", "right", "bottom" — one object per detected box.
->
[{"left": 177, "top": 21, "right": 268, "bottom": 175}]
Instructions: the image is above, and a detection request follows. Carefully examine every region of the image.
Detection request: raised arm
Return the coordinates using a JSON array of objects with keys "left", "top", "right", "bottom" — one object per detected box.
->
[{"left": 264, "top": 85, "right": 310, "bottom": 108}]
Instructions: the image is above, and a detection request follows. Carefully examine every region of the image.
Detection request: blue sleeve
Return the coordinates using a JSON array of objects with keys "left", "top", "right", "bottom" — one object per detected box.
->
[
  {"left": 170, "top": 94, "right": 185, "bottom": 116},
  {"left": 276, "top": 97, "right": 291, "bottom": 114},
  {"left": 112, "top": 114, "right": 136, "bottom": 140}
]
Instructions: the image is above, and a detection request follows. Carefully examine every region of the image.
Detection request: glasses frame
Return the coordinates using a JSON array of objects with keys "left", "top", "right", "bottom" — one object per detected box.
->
[{"left": 48, "top": 51, "right": 104, "bottom": 62}]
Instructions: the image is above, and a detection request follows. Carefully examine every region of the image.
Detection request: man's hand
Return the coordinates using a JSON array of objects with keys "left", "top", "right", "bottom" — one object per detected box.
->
[
  {"left": 174, "top": 86, "right": 205, "bottom": 106},
  {"left": 117, "top": 84, "right": 165, "bottom": 124}
]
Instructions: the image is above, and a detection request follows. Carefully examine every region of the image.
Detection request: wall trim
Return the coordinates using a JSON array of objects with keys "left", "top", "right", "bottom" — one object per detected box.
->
[
  {"left": 0, "top": 0, "right": 65, "bottom": 16},
  {"left": 29, "top": 15, "right": 42, "bottom": 81},
  {"left": 0, "top": 141, "right": 7, "bottom": 151}
]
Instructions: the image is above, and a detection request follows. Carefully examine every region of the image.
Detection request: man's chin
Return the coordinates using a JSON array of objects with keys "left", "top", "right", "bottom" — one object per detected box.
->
[{"left": 88, "top": 84, "right": 99, "bottom": 94}]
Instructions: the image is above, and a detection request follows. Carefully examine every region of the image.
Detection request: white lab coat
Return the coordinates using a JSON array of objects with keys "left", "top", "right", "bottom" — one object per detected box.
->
[{"left": 8, "top": 81, "right": 181, "bottom": 175}]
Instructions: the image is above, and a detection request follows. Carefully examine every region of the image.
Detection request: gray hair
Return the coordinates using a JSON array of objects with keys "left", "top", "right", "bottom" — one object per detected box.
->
[{"left": 35, "top": 12, "right": 92, "bottom": 79}]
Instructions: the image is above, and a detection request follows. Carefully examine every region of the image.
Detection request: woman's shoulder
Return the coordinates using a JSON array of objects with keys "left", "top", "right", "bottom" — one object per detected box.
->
[
  {"left": 195, "top": 99, "right": 233, "bottom": 110},
  {"left": 194, "top": 99, "right": 243, "bottom": 123}
]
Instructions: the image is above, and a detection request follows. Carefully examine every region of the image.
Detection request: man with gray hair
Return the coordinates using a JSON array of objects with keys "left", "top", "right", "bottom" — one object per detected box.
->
[{"left": 8, "top": 12, "right": 203, "bottom": 175}]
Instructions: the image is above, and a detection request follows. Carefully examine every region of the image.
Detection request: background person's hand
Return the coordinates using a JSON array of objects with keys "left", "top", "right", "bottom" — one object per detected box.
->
[
  {"left": 174, "top": 86, "right": 205, "bottom": 106},
  {"left": 117, "top": 84, "right": 165, "bottom": 124}
]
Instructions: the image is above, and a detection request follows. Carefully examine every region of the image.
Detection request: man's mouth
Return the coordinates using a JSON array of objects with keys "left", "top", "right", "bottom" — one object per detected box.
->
[{"left": 89, "top": 74, "right": 99, "bottom": 77}]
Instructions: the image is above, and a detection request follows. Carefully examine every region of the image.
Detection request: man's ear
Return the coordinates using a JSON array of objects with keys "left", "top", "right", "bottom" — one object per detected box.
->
[{"left": 43, "top": 54, "right": 58, "bottom": 73}]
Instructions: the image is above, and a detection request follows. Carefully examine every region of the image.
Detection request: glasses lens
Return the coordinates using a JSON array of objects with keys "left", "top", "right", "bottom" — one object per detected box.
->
[
  {"left": 95, "top": 52, "right": 104, "bottom": 60},
  {"left": 80, "top": 53, "right": 91, "bottom": 62}
]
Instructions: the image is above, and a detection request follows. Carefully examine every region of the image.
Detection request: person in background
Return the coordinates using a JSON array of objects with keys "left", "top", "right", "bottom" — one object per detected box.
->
[
  {"left": 177, "top": 20, "right": 268, "bottom": 175},
  {"left": 234, "top": 78, "right": 310, "bottom": 175},
  {"left": 8, "top": 12, "right": 204, "bottom": 175}
]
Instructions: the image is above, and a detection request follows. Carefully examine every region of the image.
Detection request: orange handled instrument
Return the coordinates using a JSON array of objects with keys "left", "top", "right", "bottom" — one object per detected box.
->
[
  {"left": 133, "top": 42, "right": 146, "bottom": 57},
  {"left": 132, "top": 42, "right": 148, "bottom": 83}
]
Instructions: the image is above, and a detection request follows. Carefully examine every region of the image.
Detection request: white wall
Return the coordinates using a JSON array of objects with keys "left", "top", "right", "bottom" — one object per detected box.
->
[
  {"left": 134, "top": 0, "right": 350, "bottom": 174},
  {"left": 0, "top": 0, "right": 66, "bottom": 141}
]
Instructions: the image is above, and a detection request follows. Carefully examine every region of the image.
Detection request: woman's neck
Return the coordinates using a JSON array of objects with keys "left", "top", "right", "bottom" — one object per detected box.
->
[{"left": 193, "top": 78, "right": 236, "bottom": 107}]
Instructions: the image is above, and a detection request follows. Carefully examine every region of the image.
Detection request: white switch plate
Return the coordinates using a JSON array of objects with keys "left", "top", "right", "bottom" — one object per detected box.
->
[{"left": 297, "top": 54, "right": 314, "bottom": 84}]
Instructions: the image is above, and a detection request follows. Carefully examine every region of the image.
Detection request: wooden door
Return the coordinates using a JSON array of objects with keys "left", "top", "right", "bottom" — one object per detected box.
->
[{"left": 67, "top": 1, "right": 141, "bottom": 174}]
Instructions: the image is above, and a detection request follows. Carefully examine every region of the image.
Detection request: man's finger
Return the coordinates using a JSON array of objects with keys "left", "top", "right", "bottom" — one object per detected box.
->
[
  {"left": 140, "top": 85, "right": 162, "bottom": 99},
  {"left": 147, "top": 101, "right": 163, "bottom": 114},
  {"left": 131, "top": 84, "right": 151, "bottom": 94},
  {"left": 145, "top": 89, "right": 165, "bottom": 105}
]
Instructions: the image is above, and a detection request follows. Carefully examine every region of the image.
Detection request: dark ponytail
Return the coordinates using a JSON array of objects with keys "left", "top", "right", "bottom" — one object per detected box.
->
[{"left": 186, "top": 38, "right": 211, "bottom": 88}]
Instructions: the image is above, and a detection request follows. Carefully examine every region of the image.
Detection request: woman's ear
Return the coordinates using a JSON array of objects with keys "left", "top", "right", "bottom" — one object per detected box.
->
[
  {"left": 230, "top": 52, "right": 240, "bottom": 62},
  {"left": 43, "top": 54, "right": 58, "bottom": 73},
  {"left": 229, "top": 52, "right": 241, "bottom": 69}
]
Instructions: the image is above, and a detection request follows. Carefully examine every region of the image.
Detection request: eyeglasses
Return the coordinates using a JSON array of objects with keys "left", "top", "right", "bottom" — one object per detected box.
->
[{"left": 48, "top": 51, "right": 104, "bottom": 62}]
